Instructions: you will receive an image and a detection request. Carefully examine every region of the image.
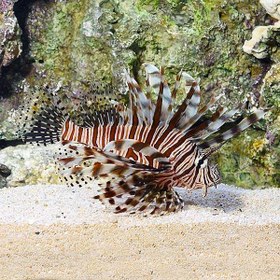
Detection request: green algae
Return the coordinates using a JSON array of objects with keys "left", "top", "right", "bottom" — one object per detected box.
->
[
  {"left": 214, "top": 129, "right": 280, "bottom": 188},
  {"left": 28, "top": 0, "right": 266, "bottom": 100}
]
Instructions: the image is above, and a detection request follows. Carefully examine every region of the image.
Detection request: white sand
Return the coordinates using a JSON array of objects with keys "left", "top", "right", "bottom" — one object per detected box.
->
[
  {"left": 0, "top": 184, "right": 279, "bottom": 280},
  {"left": 0, "top": 183, "right": 279, "bottom": 225}
]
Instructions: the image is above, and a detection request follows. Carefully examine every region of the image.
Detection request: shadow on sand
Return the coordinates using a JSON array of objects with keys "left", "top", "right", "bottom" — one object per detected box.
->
[{"left": 176, "top": 184, "right": 244, "bottom": 213}]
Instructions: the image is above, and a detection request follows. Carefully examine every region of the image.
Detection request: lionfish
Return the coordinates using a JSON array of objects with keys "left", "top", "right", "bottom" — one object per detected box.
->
[{"left": 24, "top": 64, "right": 265, "bottom": 214}]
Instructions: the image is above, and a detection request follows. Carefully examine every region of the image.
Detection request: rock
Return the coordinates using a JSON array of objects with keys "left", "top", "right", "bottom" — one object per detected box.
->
[
  {"left": 240, "top": 1, "right": 280, "bottom": 188},
  {"left": 243, "top": 22, "right": 280, "bottom": 59},
  {"left": 243, "top": 0, "right": 280, "bottom": 60},
  {"left": 262, "top": 64, "right": 280, "bottom": 108},
  {"left": 0, "top": 0, "right": 23, "bottom": 140},
  {"left": 2, "top": 1, "right": 268, "bottom": 128},
  {"left": 0, "top": 163, "right": 11, "bottom": 178},
  {"left": 260, "top": 0, "right": 280, "bottom": 20},
  {"left": 13, "top": 0, "right": 268, "bottom": 106},
  {"left": 0, "top": 175, "right": 7, "bottom": 188},
  {"left": 0, "top": 0, "right": 22, "bottom": 70},
  {"left": 0, "top": 144, "right": 59, "bottom": 187}
]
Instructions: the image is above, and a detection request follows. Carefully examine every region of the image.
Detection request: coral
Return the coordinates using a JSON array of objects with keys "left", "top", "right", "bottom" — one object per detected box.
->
[
  {"left": 243, "top": 22, "right": 280, "bottom": 60},
  {"left": 260, "top": 0, "right": 280, "bottom": 19},
  {"left": 243, "top": 1, "right": 280, "bottom": 62}
]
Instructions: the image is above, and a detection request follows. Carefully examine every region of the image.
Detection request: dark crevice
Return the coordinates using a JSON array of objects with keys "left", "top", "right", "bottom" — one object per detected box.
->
[
  {"left": 0, "top": 138, "right": 24, "bottom": 150},
  {"left": 251, "top": 58, "right": 273, "bottom": 106},
  {"left": 0, "top": 0, "right": 38, "bottom": 98},
  {"left": 129, "top": 40, "right": 146, "bottom": 82}
]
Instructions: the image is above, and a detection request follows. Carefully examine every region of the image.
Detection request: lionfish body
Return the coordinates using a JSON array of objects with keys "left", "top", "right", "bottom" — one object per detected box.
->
[{"left": 25, "top": 64, "right": 265, "bottom": 214}]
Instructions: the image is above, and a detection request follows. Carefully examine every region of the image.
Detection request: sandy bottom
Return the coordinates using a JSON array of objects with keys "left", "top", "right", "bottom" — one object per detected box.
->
[
  {"left": 0, "top": 184, "right": 279, "bottom": 279},
  {"left": 0, "top": 223, "right": 279, "bottom": 280}
]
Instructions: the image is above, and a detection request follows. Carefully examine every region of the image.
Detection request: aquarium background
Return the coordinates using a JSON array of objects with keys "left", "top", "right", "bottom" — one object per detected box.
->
[{"left": 0, "top": 0, "right": 279, "bottom": 188}]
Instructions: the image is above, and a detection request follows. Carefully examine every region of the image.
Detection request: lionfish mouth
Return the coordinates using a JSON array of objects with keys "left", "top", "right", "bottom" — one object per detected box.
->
[{"left": 23, "top": 64, "right": 265, "bottom": 215}]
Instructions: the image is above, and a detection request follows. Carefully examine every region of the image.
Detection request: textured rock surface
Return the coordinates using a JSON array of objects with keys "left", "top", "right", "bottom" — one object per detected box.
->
[
  {"left": 0, "top": 144, "right": 59, "bottom": 187},
  {"left": 0, "top": 163, "right": 11, "bottom": 188},
  {"left": 260, "top": 0, "right": 280, "bottom": 19},
  {"left": 0, "top": 163, "right": 11, "bottom": 178},
  {"left": 0, "top": 0, "right": 22, "bottom": 129},
  {"left": 0, "top": 0, "right": 22, "bottom": 70},
  {"left": 243, "top": 0, "right": 280, "bottom": 61},
  {"left": 243, "top": 22, "right": 280, "bottom": 59},
  {"left": 240, "top": 0, "right": 280, "bottom": 187},
  {"left": 0, "top": 0, "right": 279, "bottom": 188}
]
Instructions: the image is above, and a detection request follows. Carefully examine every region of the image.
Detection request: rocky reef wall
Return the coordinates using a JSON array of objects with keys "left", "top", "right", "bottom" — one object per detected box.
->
[{"left": 0, "top": 0, "right": 279, "bottom": 188}]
